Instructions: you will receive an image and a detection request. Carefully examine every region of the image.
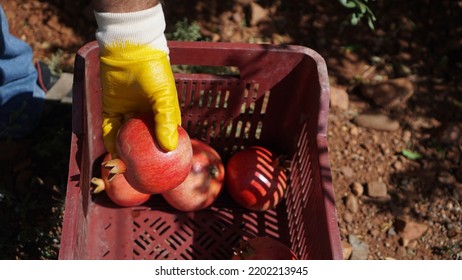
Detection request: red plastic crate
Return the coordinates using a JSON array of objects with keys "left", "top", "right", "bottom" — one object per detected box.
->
[{"left": 59, "top": 41, "right": 342, "bottom": 260}]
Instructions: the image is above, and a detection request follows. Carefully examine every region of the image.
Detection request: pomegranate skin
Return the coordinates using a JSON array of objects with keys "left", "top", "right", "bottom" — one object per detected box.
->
[
  {"left": 225, "top": 146, "right": 287, "bottom": 211},
  {"left": 162, "top": 139, "right": 225, "bottom": 212},
  {"left": 99, "top": 153, "right": 151, "bottom": 207},
  {"left": 116, "top": 112, "right": 193, "bottom": 194}
]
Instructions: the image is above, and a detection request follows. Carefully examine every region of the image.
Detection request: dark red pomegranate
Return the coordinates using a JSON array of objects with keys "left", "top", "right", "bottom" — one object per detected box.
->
[
  {"left": 225, "top": 146, "right": 288, "bottom": 211},
  {"left": 162, "top": 139, "right": 225, "bottom": 212},
  {"left": 91, "top": 153, "right": 151, "bottom": 207}
]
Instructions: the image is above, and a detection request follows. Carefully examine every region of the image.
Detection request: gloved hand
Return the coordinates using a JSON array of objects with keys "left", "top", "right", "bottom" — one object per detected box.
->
[{"left": 94, "top": 4, "right": 181, "bottom": 164}]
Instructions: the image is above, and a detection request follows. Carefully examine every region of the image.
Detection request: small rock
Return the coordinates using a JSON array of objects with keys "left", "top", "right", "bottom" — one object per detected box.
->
[
  {"left": 446, "top": 223, "right": 459, "bottom": 238},
  {"left": 345, "top": 194, "right": 359, "bottom": 213},
  {"left": 367, "top": 181, "right": 388, "bottom": 198},
  {"left": 369, "top": 228, "right": 380, "bottom": 238},
  {"left": 393, "top": 160, "right": 404, "bottom": 171},
  {"left": 358, "top": 78, "right": 414, "bottom": 109},
  {"left": 350, "top": 182, "right": 364, "bottom": 196},
  {"left": 438, "top": 122, "right": 462, "bottom": 146},
  {"left": 437, "top": 171, "right": 456, "bottom": 185},
  {"left": 340, "top": 166, "right": 354, "bottom": 178},
  {"left": 342, "top": 241, "right": 353, "bottom": 260},
  {"left": 232, "top": 4, "right": 245, "bottom": 23},
  {"left": 40, "top": 41, "right": 51, "bottom": 50},
  {"left": 354, "top": 114, "right": 400, "bottom": 131},
  {"left": 406, "top": 247, "right": 417, "bottom": 256},
  {"left": 343, "top": 212, "right": 354, "bottom": 224},
  {"left": 46, "top": 15, "right": 61, "bottom": 31},
  {"left": 396, "top": 246, "right": 407, "bottom": 258},
  {"left": 28, "top": 14, "right": 40, "bottom": 25},
  {"left": 399, "top": 237, "right": 410, "bottom": 247},
  {"left": 445, "top": 202, "right": 454, "bottom": 211},
  {"left": 407, "top": 240, "right": 418, "bottom": 249},
  {"left": 387, "top": 227, "right": 397, "bottom": 236},
  {"left": 402, "top": 130, "right": 412, "bottom": 143},
  {"left": 349, "top": 126, "right": 359, "bottom": 136},
  {"left": 394, "top": 217, "right": 428, "bottom": 242},
  {"left": 330, "top": 86, "right": 349, "bottom": 110},
  {"left": 249, "top": 2, "right": 269, "bottom": 26},
  {"left": 348, "top": 234, "right": 369, "bottom": 260}
]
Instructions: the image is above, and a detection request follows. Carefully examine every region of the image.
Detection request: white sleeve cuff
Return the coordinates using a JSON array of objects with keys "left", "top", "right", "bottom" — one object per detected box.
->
[{"left": 94, "top": 4, "right": 168, "bottom": 54}]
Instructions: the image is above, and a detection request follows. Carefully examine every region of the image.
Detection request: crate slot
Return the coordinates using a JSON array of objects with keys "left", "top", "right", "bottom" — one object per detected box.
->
[
  {"left": 166, "top": 235, "right": 181, "bottom": 250},
  {"left": 134, "top": 238, "right": 148, "bottom": 251}
]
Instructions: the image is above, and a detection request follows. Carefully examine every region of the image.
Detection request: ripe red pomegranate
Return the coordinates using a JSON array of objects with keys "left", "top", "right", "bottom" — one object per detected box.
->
[
  {"left": 116, "top": 112, "right": 193, "bottom": 194},
  {"left": 232, "top": 236, "right": 298, "bottom": 260},
  {"left": 225, "top": 146, "right": 288, "bottom": 211},
  {"left": 162, "top": 139, "right": 225, "bottom": 212},
  {"left": 91, "top": 153, "right": 151, "bottom": 207}
]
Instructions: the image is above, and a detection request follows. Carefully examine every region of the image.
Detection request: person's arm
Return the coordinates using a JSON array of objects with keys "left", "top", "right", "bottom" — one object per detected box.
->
[
  {"left": 92, "top": 0, "right": 181, "bottom": 176},
  {"left": 93, "top": 0, "right": 159, "bottom": 13}
]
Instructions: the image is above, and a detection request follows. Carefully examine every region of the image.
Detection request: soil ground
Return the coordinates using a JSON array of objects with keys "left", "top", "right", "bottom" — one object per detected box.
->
[{"left": 0, "top": 0, "right": 461, "bottom": 259}]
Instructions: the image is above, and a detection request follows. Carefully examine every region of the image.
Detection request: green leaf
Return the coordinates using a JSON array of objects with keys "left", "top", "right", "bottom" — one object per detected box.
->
[
  {"left": 351, "top": 13, "right": 360, "bottom": 25},
  {"left": 338, "top": 0, "right": 376, "bottom": 30},
  {"left": 367, "top": 17, "right": 375, "bottom": 30},
  {"left": 401, "top": 149, "right": 422, "bottom": 160},
  {"left": 452, "top": 99, "right": 462, "bottom": 109},
  {"left": 358, "top": 2, "right": 367, "bottom": 13},
  {"left": 338, "top": 0, "right": 357, "bottom": 8}
]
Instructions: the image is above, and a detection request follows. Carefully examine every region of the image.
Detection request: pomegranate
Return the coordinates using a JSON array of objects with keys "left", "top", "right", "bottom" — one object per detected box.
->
[
  {"left": 116, "top": 112, "right": 193, "bottom": 194},
  {"left": 232, "top": 236, "right": 298, "bottom": 260},
  {"left": 162, "top": 139, "right": 225, "bottom": 212},
  {"left": 91, "top": 153, "right": 151, "bottom": 207},
  {"left": 225, "top": 146, "right": 288, "bottom": 211}
]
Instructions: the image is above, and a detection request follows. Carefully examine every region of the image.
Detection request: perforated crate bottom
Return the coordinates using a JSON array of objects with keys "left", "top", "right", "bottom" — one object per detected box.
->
[{"left": 88, "top": 194, "right": 291, "bottom": 260}]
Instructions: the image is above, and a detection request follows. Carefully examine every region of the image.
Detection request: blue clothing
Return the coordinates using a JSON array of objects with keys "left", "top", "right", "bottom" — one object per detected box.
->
[{"left": 0, "top": 5, "right": 45, "bottom": 138}]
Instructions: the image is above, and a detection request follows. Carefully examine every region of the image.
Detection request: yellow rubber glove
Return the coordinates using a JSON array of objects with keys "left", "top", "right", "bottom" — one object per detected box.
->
[{"left": 95, "top": 4, "right": 181, "bottom": 160}]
